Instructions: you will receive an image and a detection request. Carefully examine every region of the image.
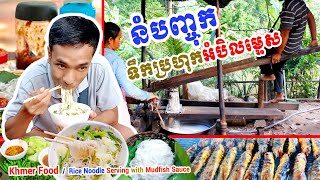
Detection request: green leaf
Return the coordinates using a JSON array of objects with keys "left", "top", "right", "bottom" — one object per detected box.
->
[{"left": 0, "top": 71, "right": 18, "bottom": 83}]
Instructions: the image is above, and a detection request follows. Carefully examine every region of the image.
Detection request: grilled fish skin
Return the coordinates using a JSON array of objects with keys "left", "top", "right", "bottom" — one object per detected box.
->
[
  {"left": 217, "top": 147, "right": 238, "bottom": 180},
  {"left": 274, "top": 154, "right": 290, "bottom": 180},
  {"left": 223, "top": 139, "right": 236, "bottom": 151},
  {"left": 244, "top": 152, "right": 261, "bottom": 180},
  {"left": 311, "top": 138, "right": 320, "bottom": 158},
  {"left": 287, "top": 138, "right": 298, "bottom": 156},
  {"left": 246, "top": 138, "right": 256, "bottom": 152},
  {"left": 198, "top": 139, "right": 210, "bottom": 148},
  {"left": 191, "top": 146, "right": 211, "bottom": 175},
  {"left": 292, "top": 153, "right": 307, "bottom": 180},
  {"left": 271, "top": 138, "right": 286, "bottom": 158},
  {"left": 298, "top": 138, "right": 311, "bottom": 156},
  {"left": 186, "top": 144, "right": 198, "bottom": 162},
  {"left": 200, "top": 144, "right": 225, "bottom": 180},
  {"left": 210, "top": 138, "right": 224, "bottom": 149},
  {"left": 258, "top": 138, "right": 270, "bottom": 153},
  {"left": 261, "top": 152, "right": 275, "bottom": 180},
  {"left": 227, "top": 150, "right": 252, "bottom": 180},
  {"left": 237, "top": 139, "right": 246, "bottom": 151},
  {"left": 308, "top": 156, "right": 320, "bottom": 180}
]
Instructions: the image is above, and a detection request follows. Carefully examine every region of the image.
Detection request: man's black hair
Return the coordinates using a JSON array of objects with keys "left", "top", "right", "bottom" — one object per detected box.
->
[
  {"left": 49, "top": 16, "right": 100, "bottom": 53},
  {"left": 104, "top": 22, "right": 121, "bottom": 42}
]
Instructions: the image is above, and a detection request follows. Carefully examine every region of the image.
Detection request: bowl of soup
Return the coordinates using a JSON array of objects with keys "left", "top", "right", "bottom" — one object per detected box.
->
[
  {"left": 48, "top": 103, "right": 91, "bottom": 129},
  {"left": 0, "top": 139, "right": 28, "bottom": 160}
]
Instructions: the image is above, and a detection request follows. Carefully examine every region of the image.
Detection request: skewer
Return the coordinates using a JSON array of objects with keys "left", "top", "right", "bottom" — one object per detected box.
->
[
  {"left": 44, "top": 131, "right": 76, "bottom": 142},
  {"left": 44, "top": 137, "right": 69, "bottom": 145},
  {"left": 23, "top": 85, "right": 62, "bottom": 103}
]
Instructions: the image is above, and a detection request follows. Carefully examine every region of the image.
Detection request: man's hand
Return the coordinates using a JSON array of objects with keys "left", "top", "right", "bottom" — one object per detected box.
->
[
  {"left": 89, "top": 111, "right": 97, "bottom": 120},
  {"left": 309, "top": 39, "right": 318, "bottom": 47},
  {"left": 271, "top": 53, "right": 282, "bottom": 64},
  {"left": 24, "top": 87, "right": 51, "bottom": 116}
]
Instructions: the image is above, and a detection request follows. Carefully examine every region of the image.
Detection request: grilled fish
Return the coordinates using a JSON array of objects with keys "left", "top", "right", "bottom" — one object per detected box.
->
[
  {"left": 287, "top": 138, "right": 298, "bottom": 156},
  {"left": 274, "top": 154, "right": 290, "bottom": 180},
  {"left": 308, "top": 156, "right": 320, "bottom": 180},
  {"left": 237, "top": 139, "right": 246, "bottom": 151},
  {"left": 224, "top": 139, "right": 236, "bottom": 150},
  {"left": 261, "top": 152, "right": 275, "bottom": 180},
  {"left": 311, "top": 138, "right": 320, "bottom": 158},
  {"left": 271, "top": 138, "right": 286, "bottom": 158},
  {"left": 258, "top": 138, "right": 270, "bottom": 153},
  {"left": 243, "top": 152, "right": 261, "bottom": 180},
  {"left": 298, "top": 138, "right": 311, "bottom": 156},
  {"left": 191, "top": 146, "right": 211, "bottom": 175},
  {"left": 217, "top": 147, "right": 238, "bottom": 180},
  {"left": 200, "top": 144, "right": 225, "bottom": 180},
  {"left": 245, "top": 138, "right": 256, "bottom": 152},
  {"left": 198, "top": 139, "right": 210, "bottom": 148},
  {"left": 292, "top": 153, "right": 307, "bottom": 180},
  {"left": 227, "top": 150, "right": 252, "bottom": 180},
  {"left": 186, "top": 144, "right": 198, "bottom": 162},
  {"left": 210, "top": 138, "right": 224, "bottom": 149}
]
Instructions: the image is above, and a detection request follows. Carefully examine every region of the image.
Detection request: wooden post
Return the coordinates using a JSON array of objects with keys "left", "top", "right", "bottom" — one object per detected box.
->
[
  {"left": 258, "top": 79, "right": 264, "bottom": 108},
  {"left": 216, "top": 0, "right": 227, "bottom": 135},
  {"left": 141, "top": 0, "right": 146, "bottom": 89}
]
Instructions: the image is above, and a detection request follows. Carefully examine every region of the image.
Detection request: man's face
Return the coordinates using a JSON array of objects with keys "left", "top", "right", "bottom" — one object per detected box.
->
[{"left": 48, "top": 44, "right": 94, "bottom": 90}]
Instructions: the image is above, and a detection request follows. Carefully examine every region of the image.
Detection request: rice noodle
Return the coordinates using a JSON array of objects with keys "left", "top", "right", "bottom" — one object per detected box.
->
[
  {"left": 58, "top": 88, "right": 85, "bottom": 115},
  {"left": 130, "top": 139, "right": 174, "bottom": 180}
]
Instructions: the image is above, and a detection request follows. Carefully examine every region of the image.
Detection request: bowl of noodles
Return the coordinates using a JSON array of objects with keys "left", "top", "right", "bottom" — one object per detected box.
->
[
  {"left": 48, "top": 88, "right": 91, "bottom": 128},
  {"left": 48, "top": 121, "right": 128, "bottom": 180},
  {"left": 48, "top": 102, "right": 91, "bottom": 128}
]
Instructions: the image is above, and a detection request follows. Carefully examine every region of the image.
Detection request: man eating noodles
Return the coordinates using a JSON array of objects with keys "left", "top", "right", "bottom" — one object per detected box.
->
[{"left": 3, "top": 14, "right": 134, "bottom": 140}]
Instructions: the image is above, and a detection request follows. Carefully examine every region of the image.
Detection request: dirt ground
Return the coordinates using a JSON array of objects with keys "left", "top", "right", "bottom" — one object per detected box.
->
[{"left": 228, "top": 102, "right": 320, "bottom": 135}]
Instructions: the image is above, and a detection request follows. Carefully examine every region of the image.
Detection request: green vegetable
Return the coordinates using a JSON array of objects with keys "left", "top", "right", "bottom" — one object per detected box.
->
[
  {"left": 77, "top": 126, "right": 107, "bottom": 140},
  {"left": 23, "top": 136, "right": 50, "bottom": 162},
  {"left": 0, "top": 71, "right": 18, "bottom": 83}
]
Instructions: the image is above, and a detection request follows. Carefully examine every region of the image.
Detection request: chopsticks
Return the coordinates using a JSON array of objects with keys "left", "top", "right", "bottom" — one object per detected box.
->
[
  {"left": 44, "top": 131, "right": 76, "bottom": 142},
  {"left": 23, "top": 85, "right": 61, "bottom": 103},
  {"left": 44, "top": 131, "right": 77, "bottom": 145}
]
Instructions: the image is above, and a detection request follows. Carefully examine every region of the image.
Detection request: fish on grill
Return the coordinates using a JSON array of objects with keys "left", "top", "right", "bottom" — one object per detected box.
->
[
  {"left": 210, "top": 138, "right": 224, "bottom": 149},
  {"left": 191, "top": 146, "right": 211, "bottom": 175},
  {"left": 227, "top": 150, "right": 252, "bottom": 180},
  {"left": 292, "top": 153, "right": 307, "bottom": 180},
  {"left": 243, "top": 152, "right": 261, "bottom": 180},
  {"left": 245, "top": 138, "right": 256, "bottom": 152},
  {"left": 308, "top": 156, "right": 320, "bottom": 180},
  {"left": 298, "top": 138, "right": 311, "bottom": 156},
  {"left": 261, "top": 152, "right": 275, "bottom": 180},
  {"left": 216, "top": 147, "right": 238, "bottom": 180},
  {"left": 271, "top": 138, "right": 286, "bottom": 158},
  {"left": 258, "top": 138, "right": 270, "bottom": 153},
  {"left": 200, "top": 144, "right": 225, "bottom": 180},
  {"left": 237, "top": 138, "right": 246, "bottom": 151},
  {"left": 186, "top": 144, "right": 198, "bottom": 162},
  {"left": 287, "top": 138, "right": 298, "bottom": 156},
  {"left": 274, "top": 154, "right": 290, "bottom": 180},
  {"left": 198, "top": 139, "right": 210, "bottom": 148},
  {"left": 311, "top": 138, "right": 320, "bottom": 158}
]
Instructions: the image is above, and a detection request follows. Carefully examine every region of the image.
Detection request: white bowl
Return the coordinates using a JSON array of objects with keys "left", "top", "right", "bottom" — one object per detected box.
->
[
  {"left": 48, "top": 103, "right": 91, "bottom": 128},
  {"left": 38, "top": 147, "right": 49, "bottom": 167},
  {"left": 0, "top": 139, "right": 28, "bottom": 160},
  {"left": 48, "top": 121, "right": 129, "bottom": 180}
]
